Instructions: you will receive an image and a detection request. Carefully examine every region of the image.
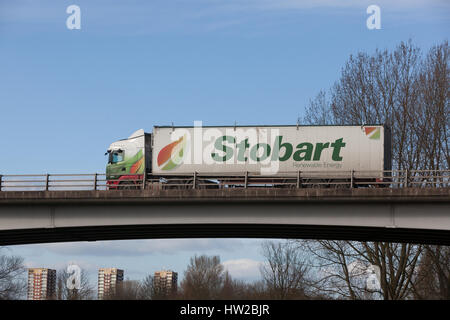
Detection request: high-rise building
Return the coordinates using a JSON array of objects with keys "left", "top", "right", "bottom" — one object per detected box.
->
[
  {"left": 98, "top": 268, "right": 124, "bottom": 300},
  {"left": 27, "top": 268, "right": 56, "bottom": 300},
  {"left": 154, "top": 270, "right": 178, "bottom": 296}
]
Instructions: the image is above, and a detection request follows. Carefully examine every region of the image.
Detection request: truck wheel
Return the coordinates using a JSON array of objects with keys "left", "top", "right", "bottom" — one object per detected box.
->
[{"left": 119, "top": 181, "right": 139, "bottom": 190}]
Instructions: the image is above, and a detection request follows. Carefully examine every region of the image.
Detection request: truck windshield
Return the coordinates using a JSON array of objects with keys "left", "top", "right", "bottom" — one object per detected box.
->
[{"left": 109, "top": 150, "right": 124, "bottom": 164}]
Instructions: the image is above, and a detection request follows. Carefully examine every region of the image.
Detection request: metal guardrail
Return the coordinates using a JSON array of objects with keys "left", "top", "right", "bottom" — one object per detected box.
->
[{"left": 0, "top": 170, "right": 449, "bottom": 191}]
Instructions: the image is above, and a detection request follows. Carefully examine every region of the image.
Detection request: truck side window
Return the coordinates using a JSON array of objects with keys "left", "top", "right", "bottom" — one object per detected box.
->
[{"left": 111, "top": 151, "right": 124, "bottom": 163}]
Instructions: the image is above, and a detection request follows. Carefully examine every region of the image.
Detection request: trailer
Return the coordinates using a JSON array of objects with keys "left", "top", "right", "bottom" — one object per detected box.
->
[{"left": 106, "top": 125, "right": 391, "bottom": 189}]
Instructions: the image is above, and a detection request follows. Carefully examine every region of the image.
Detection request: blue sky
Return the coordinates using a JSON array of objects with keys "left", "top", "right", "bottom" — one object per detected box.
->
[{"left": 1, "top": 0, "right": 448, "bottom": 293}]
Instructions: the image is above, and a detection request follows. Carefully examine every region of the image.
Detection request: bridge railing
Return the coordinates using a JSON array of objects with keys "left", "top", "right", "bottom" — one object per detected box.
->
[
  {"left": 0, "top": 174, "right": 142, "bottom": 191},
  {"left": 145, "top": 170, "right": 450, "bottom": 189},
  {"left": 0, "top": 170, "right": 448, "bottom": 191}
]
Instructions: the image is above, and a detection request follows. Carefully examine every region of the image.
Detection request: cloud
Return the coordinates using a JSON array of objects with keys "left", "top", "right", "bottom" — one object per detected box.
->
[
  {"left": 223, "top": 258, "right": 262, "bottom": 280},
  {"left": 33, "top": 238, "right": 264, "bottom": 257},
  {"left": 2, "top": 0, "right": 447, "bottom": 35},
  {"left": 185, "top": 0, "right": 449, "bottom": 13},
  {"left": 23, "top": 258, "right": 99, "bottom": 273}
]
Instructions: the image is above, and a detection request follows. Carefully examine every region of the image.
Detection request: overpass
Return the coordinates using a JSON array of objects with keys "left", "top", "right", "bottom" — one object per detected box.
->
[{"left": 1, "top": 187, "right": 449, "bottom": 245}]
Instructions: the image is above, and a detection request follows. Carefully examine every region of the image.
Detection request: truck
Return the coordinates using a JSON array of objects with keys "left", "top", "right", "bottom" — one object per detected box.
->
[{"left": 106, "top": 124, "right": 391, "bottom": 189}]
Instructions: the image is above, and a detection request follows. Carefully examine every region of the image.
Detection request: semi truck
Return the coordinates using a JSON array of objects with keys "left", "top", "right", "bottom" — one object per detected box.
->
[{"left": 106, "top": 124, "right": 391, "bottom": 189}]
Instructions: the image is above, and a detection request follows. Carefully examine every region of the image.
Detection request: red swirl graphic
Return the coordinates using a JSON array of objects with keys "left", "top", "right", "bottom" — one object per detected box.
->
[{"left": 157, "top": 136, "right": 183, "bottom": 167}]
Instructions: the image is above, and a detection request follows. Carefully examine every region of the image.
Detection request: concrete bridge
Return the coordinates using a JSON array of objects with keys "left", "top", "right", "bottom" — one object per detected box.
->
[{"left": 0, "top": 187, "right": 449, "bottom": 245}]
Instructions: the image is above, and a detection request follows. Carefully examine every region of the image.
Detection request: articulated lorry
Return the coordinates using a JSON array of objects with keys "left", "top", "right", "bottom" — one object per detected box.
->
[{"left": 106, "top": 124, "right": 391, "bottom": 189}]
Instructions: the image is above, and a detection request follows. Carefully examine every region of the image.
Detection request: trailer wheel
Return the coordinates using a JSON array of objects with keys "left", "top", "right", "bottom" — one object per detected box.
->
[{"left": 333, "top": 179, "right": 350, "bottom": 189}]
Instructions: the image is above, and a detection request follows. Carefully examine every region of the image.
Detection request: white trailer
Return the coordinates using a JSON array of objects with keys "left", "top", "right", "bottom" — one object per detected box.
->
[
  {"left": 151, "top": 125, "right": 391, "bottom": 178},
  {"left": 106, "top": 124, "right": 391, "bottom": 189}
]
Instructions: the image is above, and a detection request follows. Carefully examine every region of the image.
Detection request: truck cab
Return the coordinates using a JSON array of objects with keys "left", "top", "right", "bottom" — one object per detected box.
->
[{"left": 106, "top": 129, "right": 151, "bottom": 189}]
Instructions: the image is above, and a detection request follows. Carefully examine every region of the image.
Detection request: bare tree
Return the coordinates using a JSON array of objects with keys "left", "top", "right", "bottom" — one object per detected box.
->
[
  {"left": 219, "top": 271, "right": 236, "bottom": 300},
  {"left": 412, "top": 245, "right": 450, "bottom": 299},
  {"left": 300, "top": 241, "right": 422, "bottom": 300},
  {"left": 118, "top": 280, "right": 141, "bottom": 300},
  {"left": 106, "top": 279, "right": 141, "bottom": 300},
  {"left": 303, "top": 90, "right": 334, "bottom": 125},
  {"left": 181, "top": 255, "right": 225, "bottom": 299},
  {"left": 304, "top": 40, "right": 449, "bottom": 172},
  {"left": 240, "top": 280, "right": 271, "bottom": 300},
  {"left": 137, "top": 274, "right": 156, "bottom": 300},
  {"left": 301, "top": 40, "right": 449, "bottom": 300},
  {"left": 0, "top": 248, "right": 26, "bottom": 300},
  {"left": 415, "top": 41, "right": 449, "bottom": 171},
  {"left": 260, "top": 241, "right": 309, "bottom": 300},
  {"left": 218, "top": 271, "right": 253, "bottom": 300}
]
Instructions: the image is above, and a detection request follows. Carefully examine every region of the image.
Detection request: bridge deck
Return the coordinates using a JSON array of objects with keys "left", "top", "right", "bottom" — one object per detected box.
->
[
  {"left": 0, "top": 188, "right": 449, "bottom": 246},
  {"left": 1, "top": 187, "right": 449, "bottom": 204}
]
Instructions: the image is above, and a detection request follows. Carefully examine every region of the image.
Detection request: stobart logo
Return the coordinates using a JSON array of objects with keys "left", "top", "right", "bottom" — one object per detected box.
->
[
  {"left": 157, "top": 134, "right": 187, "bottom": 170},
  {"left": 210, "top": 136, "right": 346, "bottom": 163}
]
